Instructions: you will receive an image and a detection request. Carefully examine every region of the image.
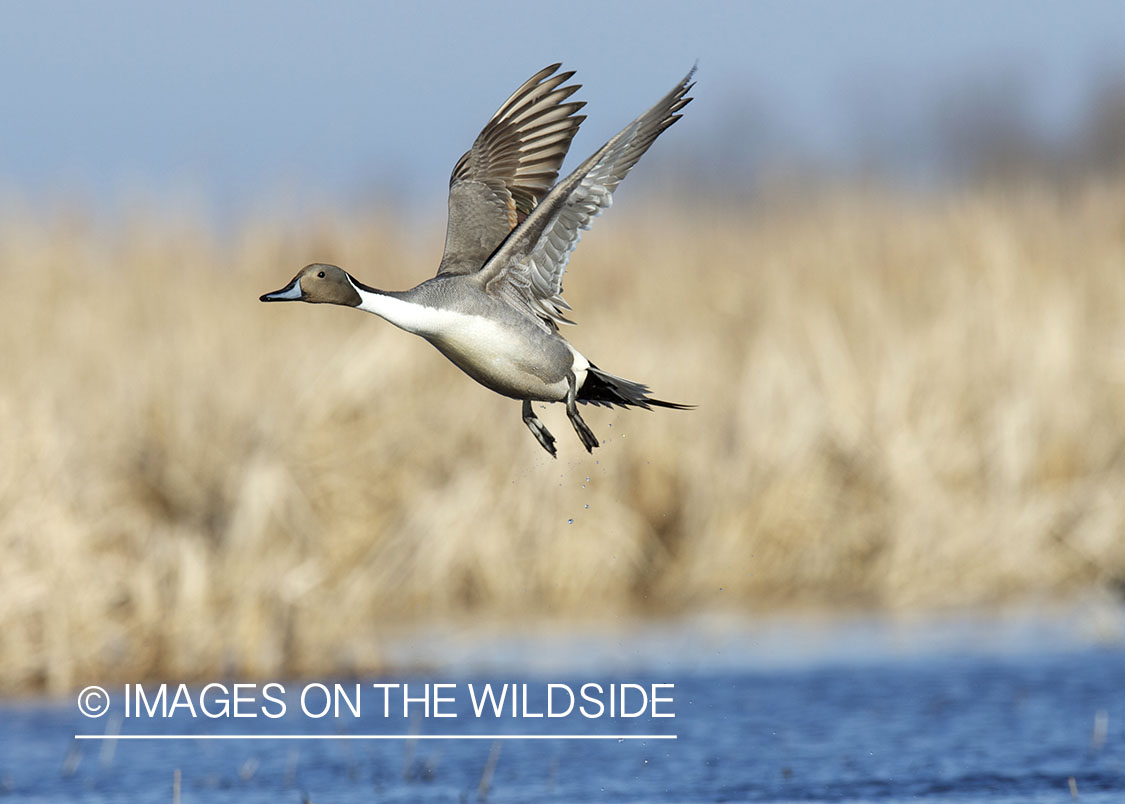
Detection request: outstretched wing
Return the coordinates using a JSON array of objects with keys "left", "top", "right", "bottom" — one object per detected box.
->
[
  {"left": 436, "top": 64, "right": 586, "bottom": 277},
  {"left": 476, "top": 67, "right": 695, "bottom": 330}
]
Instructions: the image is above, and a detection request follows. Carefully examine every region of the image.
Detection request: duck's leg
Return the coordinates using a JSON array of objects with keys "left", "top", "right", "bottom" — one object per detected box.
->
[
  {"left": 566, "top": 372, "right": 600, "bottom": 453},
  {"left": 522, "top": 400, "right": 557, "bottom": 458}
]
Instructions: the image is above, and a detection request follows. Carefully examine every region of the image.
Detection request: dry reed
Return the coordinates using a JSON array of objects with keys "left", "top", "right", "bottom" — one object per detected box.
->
[{"left": 2, "top": 181, "right": 1125, "bottom": 693}]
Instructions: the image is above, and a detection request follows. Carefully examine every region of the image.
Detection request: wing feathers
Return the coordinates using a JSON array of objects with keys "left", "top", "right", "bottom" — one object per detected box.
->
[
  {"left": 490, "top": 64, "right": 570, "bottom": 123},
  {"left": 438, "top": 65, "right": 586, "bottom": 277},
  {"left": 477, "top": 67, "right": 695, "bottom": 330}
]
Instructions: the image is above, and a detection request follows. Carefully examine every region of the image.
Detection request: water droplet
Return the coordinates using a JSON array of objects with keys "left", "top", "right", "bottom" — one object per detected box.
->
[
  {"left": 585, "top": 504, "right": 590, "bottom": 509},
  {"left": 585, "top": 477, "right": 590, "bottom": 482},
  {"left": 567, "top": 518, "right": 573, "bottom": 524}
]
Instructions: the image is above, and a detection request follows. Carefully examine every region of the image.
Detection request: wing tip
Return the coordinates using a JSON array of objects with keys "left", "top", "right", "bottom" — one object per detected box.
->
[{"left": 677, "top": 61, "right": 698, "bottom": 103}]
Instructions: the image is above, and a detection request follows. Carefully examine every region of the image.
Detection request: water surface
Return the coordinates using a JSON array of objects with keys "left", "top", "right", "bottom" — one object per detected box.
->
[{"left": 2, "top": 613, "right": 1122, "bottom": 802}]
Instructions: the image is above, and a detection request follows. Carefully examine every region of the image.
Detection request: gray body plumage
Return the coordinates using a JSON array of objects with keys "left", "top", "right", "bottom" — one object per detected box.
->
[{"left": 383, "top": 274, "right": 577, "bottom": 400}]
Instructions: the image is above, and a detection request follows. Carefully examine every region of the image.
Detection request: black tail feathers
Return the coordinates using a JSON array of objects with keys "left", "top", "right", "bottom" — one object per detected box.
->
[{"left": 577, "top": 364, "right": 693, "bottom": 410}]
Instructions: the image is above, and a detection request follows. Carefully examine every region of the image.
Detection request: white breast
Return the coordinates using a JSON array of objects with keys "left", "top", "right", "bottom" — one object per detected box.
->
[{"left": 356, "top": 288, "right": 577, "bottom": 400}]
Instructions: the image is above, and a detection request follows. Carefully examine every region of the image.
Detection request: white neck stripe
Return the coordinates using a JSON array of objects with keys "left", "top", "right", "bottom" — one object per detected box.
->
[{"left": 353, "top": 284, "right": 465, "bottom": 336}]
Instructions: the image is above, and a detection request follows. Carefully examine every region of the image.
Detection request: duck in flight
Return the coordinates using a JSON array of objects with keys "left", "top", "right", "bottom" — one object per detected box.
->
[{"left": 261, "top": 64, "right": 694, "bottom": 456}]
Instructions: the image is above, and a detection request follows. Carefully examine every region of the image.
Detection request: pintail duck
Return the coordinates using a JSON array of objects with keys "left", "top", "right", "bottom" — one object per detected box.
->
[{"left": 261, "top": 64, "right": 694, "bottom": 456}]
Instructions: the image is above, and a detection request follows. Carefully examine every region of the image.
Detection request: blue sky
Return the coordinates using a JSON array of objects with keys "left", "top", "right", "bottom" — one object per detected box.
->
[{"left": 2, "top": 1, "right": 1123, "bottom": 216}]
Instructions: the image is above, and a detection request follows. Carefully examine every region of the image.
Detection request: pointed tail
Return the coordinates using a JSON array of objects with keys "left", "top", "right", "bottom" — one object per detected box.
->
[{"left": 577, "top": 364, "right": 693, "bottom": 410}]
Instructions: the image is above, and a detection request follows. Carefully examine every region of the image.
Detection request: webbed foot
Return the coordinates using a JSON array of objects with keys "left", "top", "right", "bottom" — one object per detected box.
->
[
  {"left": 565, "top": 373, "right": 599, "bottom": 453},
  {"left": 522, "top": 399, "right": 557, "bottom": 457}
]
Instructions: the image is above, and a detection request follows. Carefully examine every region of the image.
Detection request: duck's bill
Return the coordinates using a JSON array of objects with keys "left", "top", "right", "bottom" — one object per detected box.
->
[{"left": 259, "top": 279, "right": 304, "bottom": 302}]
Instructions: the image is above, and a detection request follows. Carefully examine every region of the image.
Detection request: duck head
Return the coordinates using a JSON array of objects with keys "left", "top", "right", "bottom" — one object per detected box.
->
[{"left": 259, "top": 264, "right": 362, "bottom": 307}]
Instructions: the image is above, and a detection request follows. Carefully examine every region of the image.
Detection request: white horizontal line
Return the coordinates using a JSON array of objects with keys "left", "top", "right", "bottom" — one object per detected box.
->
[{"left": 74, "top": 733, "right": 677, "bottom": 741}]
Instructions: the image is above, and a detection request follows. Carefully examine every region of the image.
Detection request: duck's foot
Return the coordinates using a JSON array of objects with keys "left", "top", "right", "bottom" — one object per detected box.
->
[
  {"left": 522, "top": 400, "right": 557, "bottom": 458},
  {"left": 566, "top": 373, "right": 600, "bottom": 453}
]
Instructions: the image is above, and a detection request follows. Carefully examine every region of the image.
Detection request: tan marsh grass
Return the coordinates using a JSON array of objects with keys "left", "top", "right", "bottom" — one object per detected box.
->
[{"left": 2, "top": 182, "right": 1125, "bottom": 693}]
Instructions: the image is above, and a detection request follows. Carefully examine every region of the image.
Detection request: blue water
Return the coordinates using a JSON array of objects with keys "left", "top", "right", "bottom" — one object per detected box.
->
[{"left": 2, "top": 622, "right": 1123, "bottom": 803}]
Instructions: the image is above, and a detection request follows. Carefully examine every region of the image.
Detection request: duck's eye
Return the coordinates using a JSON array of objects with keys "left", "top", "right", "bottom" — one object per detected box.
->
[{"left": 317, "top": 271, "right": 326, "bottom": 278}]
